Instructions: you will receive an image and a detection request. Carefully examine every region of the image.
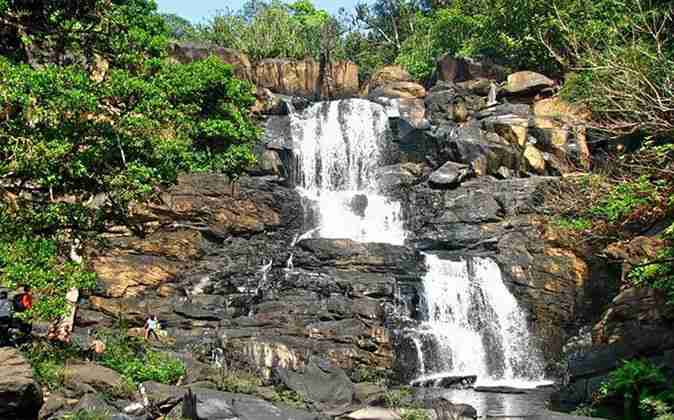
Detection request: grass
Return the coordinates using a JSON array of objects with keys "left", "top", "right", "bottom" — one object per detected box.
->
[
  {"left": 400, "top": 408, "right": 430, "bottom": 420},
  {"left": 60, "top": 410, "right": 112, "bottom": 420},
  {"left": 552, "top": 217, "right": 593, "bottom": 231},
  {"left": 21, "top": 340, "right": 83, "bottom": 390},
  {"left": 383, "top": 387, "right": 415, "bottom": 408}
]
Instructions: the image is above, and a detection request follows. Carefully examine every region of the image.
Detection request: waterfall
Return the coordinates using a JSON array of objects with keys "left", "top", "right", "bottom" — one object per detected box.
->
[
  {"left": 290, "top": 99, "right": 406, "bottom": 245},
  {"left": 412, "top": 254, "right": 549, "bottom": 387},
  {"left": 287, "top": 98, "right": 549, "bottom": 389}
]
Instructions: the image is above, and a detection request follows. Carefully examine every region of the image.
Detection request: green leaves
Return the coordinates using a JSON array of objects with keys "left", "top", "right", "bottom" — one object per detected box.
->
[
  {"left": 0, "top": 239, "right": 96, "bottom": 321},
  {"left": 0, "top": 2, "right": 260, "bottom": 322}
]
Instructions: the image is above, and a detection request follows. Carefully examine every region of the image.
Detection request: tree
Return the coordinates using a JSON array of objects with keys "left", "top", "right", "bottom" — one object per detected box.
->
[{"left": 0, "top": 0, "right": 260, "bottom": 321}]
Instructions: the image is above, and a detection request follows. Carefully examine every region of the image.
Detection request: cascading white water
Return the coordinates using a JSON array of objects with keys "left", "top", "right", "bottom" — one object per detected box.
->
[
  {"left": 412, "top": 254, "right": 549, "bottom": 387},
  {"left": 290, "top": 99, "right": 406, "bottom": 245},
  {"left": 287, "top": 98, "right": 549, "bottom": 390}
]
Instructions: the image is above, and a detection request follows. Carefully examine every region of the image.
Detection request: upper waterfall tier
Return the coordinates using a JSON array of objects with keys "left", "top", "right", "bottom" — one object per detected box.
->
[{"left": 290, "top": 99, "right": 406, "bottom": 245}]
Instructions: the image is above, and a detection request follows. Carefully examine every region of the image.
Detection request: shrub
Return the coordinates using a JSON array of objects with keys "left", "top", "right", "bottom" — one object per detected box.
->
[
  {"left": 22, "top": 341, "right": 84, "bottom": 390},
  {"left": 383, "top": 387, "right": 414, "bottom": 408},
  {"left": 400, "top": 408, "right": 430, "bottom": 420},
  {"left": 99, "top": 334, "right": 185, "bottom": 385},
  {"left": 216, "top": 369, "right": 262, "bottom": 394},
  {"left": 270, "top": 386, "right": 307, "bottom": 409}
]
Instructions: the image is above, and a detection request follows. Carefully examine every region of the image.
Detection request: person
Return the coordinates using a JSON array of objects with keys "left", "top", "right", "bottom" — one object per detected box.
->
[
  {"left": 0, "top": 291, "right": 13, "bottom": 346},
  {"left": 13, "top": 286, "right": 33, "bottom": 336},
  {"left": 144, "top": 314, "right": 160, "bottom": 341}
]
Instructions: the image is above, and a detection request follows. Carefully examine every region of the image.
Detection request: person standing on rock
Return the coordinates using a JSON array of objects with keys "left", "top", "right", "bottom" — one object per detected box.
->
[
  {"left": 0, "top": 291, "right": 13, "bottom": 346},
  {"left": 144, "top": 314, "right": 160, "bottom": 341}
]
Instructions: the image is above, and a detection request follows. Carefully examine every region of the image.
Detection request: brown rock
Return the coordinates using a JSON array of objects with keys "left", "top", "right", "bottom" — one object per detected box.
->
[
  {"left": 523, "top": 144, "right": 546, "bottom": 174},
  {"left": 91, "top": 254, "right": 180, "bottom": 298},
  {"left": 435, "top": 54, "right": 507, "bottom": 83},
  {"left": 505, "top": 71, "right": 555, "bottom": 94},
  {"left": 369, "top": 82, "right": 426, "bottom": 99},
  {"left": 254, "top": 58, "right": 358, "bottom": 99},
  {"left": 62, "top": 363, "right": 126, "bottom": 395},
  {"left": 0, "top": 348, "right": 43, "bottom": 419},
  {"left": 365, "top": 65, "right": 412, "bottom": 94}
]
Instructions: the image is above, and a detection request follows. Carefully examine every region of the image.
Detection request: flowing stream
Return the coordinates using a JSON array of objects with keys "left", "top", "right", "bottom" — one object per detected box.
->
[
  {"left": 288, "top": 98, "right": 549, "bottom": 389},
  {"left": 290, "top": 99, "right": 406, "bottom": 245}
]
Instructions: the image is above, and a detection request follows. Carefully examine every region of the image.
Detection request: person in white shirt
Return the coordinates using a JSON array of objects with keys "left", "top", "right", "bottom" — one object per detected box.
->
[{"left": 144, "top": 315, "right": 160, "bottom": 341}]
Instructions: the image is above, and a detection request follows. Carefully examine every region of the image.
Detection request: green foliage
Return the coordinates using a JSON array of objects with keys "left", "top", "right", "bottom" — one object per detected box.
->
[
  {"left": 641, "top": 397, "right": 674, "bottom": 420},
  {"left": 383, "top": 387, "right": 414, "bottom": 408},
  {"left": 352, "top": 366, "right": 390, "bottom": 385},
  {"left": 216, "top": 369, "right": 262, "bottom": 394},
  {"left": 558, "top": 1, "right": 674, "bottom": 137},
  {"left": 270, "top": 386, "right": 307, "bottom": 408},
  {"left": 597, "top": 359, "right": 668, "bottom": 418},
  {"left": 61, "top": 411, "right": 112, "bottom": 420},
  {"left": 99, "top": 334, "right": 185, "bottom": 385},
  {"left": 590, "top": 177, "right": 662, "bottom": 223},
  {"left": 0, "top": 0, "right": 169, "bottom": 68},
  {"left": 0, "top": 1, "right": 259, "bottom": 323},
  {"left": 22, "top": 341, "right": 84, "bottom": 390},
  {"left": 400, "top": 408, "right": 430, "bottom": 420},
  {"left": 630, "top": 222, "right": 674, "bottom": 303},
  {"left": 0, "top": 239, "right": 96, "bottom": 321},
  {"left": 201, "top": 0, "right": 339, "bottom": 62},
  {"left": 552, "top": 217, "right": 593, "bottom": 232}
]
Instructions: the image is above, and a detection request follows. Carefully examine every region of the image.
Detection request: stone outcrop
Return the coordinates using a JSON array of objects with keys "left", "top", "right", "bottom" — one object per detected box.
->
[
  {"left": 254, "top": 58, "right": 359, "bottom": 99},
  {"left": 0, "top": 348, "right": 43, "bottom": 419},
  {"left": 363, "top": 65, "right": 412, "bottom": 94}
]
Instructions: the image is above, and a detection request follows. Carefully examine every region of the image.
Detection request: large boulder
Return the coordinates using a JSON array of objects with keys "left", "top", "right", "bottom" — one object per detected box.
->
[
  {"left": 505, "top": 71, "right": 555, "bottom": 95},
  {"left": 428, "top": 161, "right": 472, "bottom": 189},
  {"left": 167, "top": 42, "right": 253, "bottom": 81},
  {"left": 369, "top": 82, "right": 426, "bottom": 99},
  {"left": 0, "top": 348, "right": 43, "bottom": 419},
  {"left": 254, "top": 58, "right": 359, "bottom": 99},
  {"left": 364, "top": 65, "right": 412, "bottom": 94},
  {"left": 274, "top": 360, "right": 355, "bottom": 411},
  {"left": 183, "top": 388, "right": 318, "bottom": 420},
  {"left": 62, "top": 363, "right": 126, "bottom": 395},
  {"left": 435, "top": 54, "right": 507, "bottom": 83}
]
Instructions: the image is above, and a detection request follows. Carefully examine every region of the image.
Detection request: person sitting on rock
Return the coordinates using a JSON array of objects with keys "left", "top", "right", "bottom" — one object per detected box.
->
[
  {"left": 0, "top": 291, "right": 13, "bottom": 346},
  {"left": 144, "top": 314, "right": 160, "bottom": 341}
]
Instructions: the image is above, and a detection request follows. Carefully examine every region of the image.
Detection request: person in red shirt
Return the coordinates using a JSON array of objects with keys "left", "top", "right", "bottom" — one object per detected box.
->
[{"left": 20, "top": 286, "right": 32, "bottom": 310}]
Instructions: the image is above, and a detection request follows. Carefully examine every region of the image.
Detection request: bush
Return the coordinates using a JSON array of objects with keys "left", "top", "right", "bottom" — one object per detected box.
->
[
  {"left": 400, "top": 408, "right": 430, "bottom": 420},
  {"left": 270, "top": 386, "right": 307, "bottom": 409},
  {"left": 216, "top": 369, "right": 262, "bottom": 394},
  {"left": 22, "top": 341, "right": 84, "bottom": 390},
  {"left": 99, "top": 334, "right": 185, "bottom": 385}
]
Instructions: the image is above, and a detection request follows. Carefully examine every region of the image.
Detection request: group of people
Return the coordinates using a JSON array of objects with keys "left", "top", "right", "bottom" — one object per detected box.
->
[{"left": 0, "top": 286, "right": 33, "bottom": 346}]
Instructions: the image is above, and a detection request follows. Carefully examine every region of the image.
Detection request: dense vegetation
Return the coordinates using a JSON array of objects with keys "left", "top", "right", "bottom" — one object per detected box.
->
[{"left": 0, "top": 0, "right": 259, "bottom": 321}]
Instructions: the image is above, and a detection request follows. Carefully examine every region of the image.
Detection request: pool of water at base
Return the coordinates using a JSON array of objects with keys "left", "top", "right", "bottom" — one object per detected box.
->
[{"left": 414, "top": 386, "right": 557, "bottom": 419}]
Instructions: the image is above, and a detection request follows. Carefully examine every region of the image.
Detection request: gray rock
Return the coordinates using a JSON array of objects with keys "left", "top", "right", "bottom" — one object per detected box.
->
[
  {"left": 184, "top": 388, "right": 318, "bottom": 420},
  {"left": 428, "top": 161, "right": 472, "bottom": 189},
  {"left": 274, "top": 359, "right": 355, "bottom": 410},
  {"left": 0, "top": 348, "right": 43, "bottom": 419}
]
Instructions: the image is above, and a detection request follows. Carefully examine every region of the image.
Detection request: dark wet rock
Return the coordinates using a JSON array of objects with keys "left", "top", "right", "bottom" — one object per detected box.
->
[
  {"left": 375, "top": 163, "right": 426, "bottom": 191},
  {"left": 295, "top": 239, "right": 422, "bottom": 274},
  {"left": 72, "top": 393, "right": 115, "bottom": 414},
  {"left": 183, "top": 388, "right": 318, "bottom": 420},
  {"left": 275, "top": 360, "right": 355, "bottom": 410},
  {"left": 141, "top": 381, "right": 183, "bottom": 411},
  {"left": 0, "top": 348, "right": 43, "bottom": 420},
  {"left": 428, "top": 161, "right": 472, "bottom": 189},
  {"left": 430, "top": 399, "right": 478, "bottom": 420},
  {"left": 473, "top": 386, "right": 526, "bottom": 394},
  {"left": 350, "top": 194, "right": 369, "bottom": 217}
]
